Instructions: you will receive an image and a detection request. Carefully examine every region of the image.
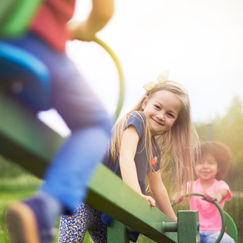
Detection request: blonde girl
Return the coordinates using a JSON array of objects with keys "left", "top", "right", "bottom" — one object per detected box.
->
[{"left": 58, "top": 78, "right": 198, "bottom": 242}]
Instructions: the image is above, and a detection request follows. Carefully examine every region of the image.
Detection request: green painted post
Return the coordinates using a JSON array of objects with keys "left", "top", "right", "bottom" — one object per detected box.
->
[
  {"left": 177, "top": 210, "right": 199, "bottom": 243},
  {"left": 161, "top": 222, "right": 177, "bottom": 232},
  {"left": 107, "top": 220, "right": 129, "bottom": 243}
]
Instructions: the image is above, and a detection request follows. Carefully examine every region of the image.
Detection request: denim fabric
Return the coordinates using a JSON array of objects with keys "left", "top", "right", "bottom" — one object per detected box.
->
[
  {"left": 25, "top": 198, "right": 54, "bottom": 242},
  {"left": 4, "top": 33, "right": 112, "bottom": 212},
  {"left": 200, "top": 231, "right": 235, "bottom": 243}
]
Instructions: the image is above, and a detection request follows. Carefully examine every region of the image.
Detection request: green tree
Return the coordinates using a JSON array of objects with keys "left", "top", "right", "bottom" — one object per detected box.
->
[{"left": 195, "top": 95, "right": 243, "bottom": 189}]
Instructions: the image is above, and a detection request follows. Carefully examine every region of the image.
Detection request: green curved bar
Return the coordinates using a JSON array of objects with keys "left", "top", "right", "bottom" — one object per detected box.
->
[
  {"left": 224, "top": 211, "right": 238, "bottom": 243},
  {"left": 184, "top": 193, "right": 226, "bottom": 243},
  {"left": 92, "top": 36, "right": 125, "bottom": 120}
]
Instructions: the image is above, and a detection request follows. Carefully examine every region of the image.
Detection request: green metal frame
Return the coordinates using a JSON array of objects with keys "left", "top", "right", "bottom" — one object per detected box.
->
[
  {"left": 173, "top": 193, "right": 238, "bottom": 243},
  {"left": 93, "top": 37, "right": 125, "bottom": 120},
  {"left": 224, "top": 211, "right": 238, "bottom": 243},
  {"left": 185, "top": 193, "right": 239, "bottom": 243},
  {"left": 1, "top": 3, "right": 199, "bottom": 241}
]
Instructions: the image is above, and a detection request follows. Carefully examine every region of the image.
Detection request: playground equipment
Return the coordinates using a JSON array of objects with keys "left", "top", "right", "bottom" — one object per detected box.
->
[
  {"left": 93, "top": 36, "right": 125, "bottom": 120},
  {"left": 0, "top": 3, "right": 201, "bottom": 241},
  {"left": 0, "top": 40, "right": 202, "bottom": 243},
  {"left": 173, "top": 193, "right": 238, "bottom": 243},
  {"left": 0, "top": 37, "right": 202, "bottom": 243}
]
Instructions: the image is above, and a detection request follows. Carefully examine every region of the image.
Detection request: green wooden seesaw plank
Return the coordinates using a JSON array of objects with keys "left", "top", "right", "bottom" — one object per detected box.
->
[
  {"left": 0, "top": 93, "right": 64, "bottom": 177},
  {"left": 87, "top": 165, "right": 178, "bottom": 243},
  {"left": 0, "top": 92, "right": 178, "bottom": 243}
]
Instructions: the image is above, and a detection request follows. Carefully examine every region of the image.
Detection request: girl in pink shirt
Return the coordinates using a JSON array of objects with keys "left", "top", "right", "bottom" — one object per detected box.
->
[{"left": 175, "top": 141, "right": 234, "bottom": 243}]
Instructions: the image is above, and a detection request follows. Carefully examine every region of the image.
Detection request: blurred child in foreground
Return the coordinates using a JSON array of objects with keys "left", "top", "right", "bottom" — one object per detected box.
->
[{"left": 5, "top": 1, "right": 114, "bottom": 242}]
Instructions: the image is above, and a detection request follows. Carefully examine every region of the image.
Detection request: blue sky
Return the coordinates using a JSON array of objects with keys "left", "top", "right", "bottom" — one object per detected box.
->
[{"left": 39, "top": 0, "right": 243, "bottom": 136}]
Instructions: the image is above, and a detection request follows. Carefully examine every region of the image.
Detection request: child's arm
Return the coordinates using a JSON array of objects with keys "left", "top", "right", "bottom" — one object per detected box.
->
[
  {"left": 119, "top": 126, "right": 156, "bottom": 207},
  {"left": 205, "top": 189, "right": 228, "bottom": 203},
  {"left": 172, "top": 183, "right": 191, "bottom": 204},
  {"left": 68, "top": 0, "right": 114, "bottom": 41},
  {"left": 148, "top": 171, "right": 177, "bottom": 222},
  {"left": 172, "top": 193, "right": 186, "bottom": 204}
]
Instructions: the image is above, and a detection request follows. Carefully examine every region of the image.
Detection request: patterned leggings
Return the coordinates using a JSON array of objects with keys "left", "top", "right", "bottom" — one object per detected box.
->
[{"left": 58, "top": 203, "right": 107, "bottom": 243}]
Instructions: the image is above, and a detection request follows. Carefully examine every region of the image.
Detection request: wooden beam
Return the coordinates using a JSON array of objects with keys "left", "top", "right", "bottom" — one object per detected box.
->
[{"left": 0, "top": 93, "right": 63, "bottom": 177}]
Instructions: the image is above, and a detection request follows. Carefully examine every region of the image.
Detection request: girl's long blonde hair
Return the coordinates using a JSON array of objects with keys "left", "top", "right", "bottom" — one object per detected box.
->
[{"left": 110, "top": 80, "right": 199, "bottom": 193}]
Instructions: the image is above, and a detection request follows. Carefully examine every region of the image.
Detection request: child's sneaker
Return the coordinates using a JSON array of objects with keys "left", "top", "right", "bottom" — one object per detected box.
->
[{"left": 6, "top": 198, "right": 54, "bottom": 243}]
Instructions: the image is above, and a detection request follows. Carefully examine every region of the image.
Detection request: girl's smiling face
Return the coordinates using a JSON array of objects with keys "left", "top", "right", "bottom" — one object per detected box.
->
[
  {"left": 195, "top": 153, "right": 218, "bottom": 182},
  {"left": 142, "top": 90, "right": 182, "bottom": 135}
]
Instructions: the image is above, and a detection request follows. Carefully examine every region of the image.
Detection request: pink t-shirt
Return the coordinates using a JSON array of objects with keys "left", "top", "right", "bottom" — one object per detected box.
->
[{"left": 189, "top": 179, "right": 232, "bottom": 231}]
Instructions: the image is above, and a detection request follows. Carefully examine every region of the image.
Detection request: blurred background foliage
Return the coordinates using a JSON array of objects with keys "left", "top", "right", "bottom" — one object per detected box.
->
[
  {"left": 191, "top": 95, "right": 243, "bottom": 242},
  {"left": 195, "top": 95, "right": 243, "bottom": 190}
]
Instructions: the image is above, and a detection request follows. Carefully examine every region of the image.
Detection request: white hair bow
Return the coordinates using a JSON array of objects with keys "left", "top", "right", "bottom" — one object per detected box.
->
[{"left": 143, "top": 70, "right": 169, "bottom": 91}]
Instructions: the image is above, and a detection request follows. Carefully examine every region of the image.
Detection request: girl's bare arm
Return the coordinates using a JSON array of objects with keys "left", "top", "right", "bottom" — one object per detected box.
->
[
  {"left": 205, "top": 188, "right": 228, "bottom": 202},
  {"left": 119, "top": 126, "right": 156, "bottom": 206},
  {"left": 148, "top": 170, "right": 177, "bottom": 222},
  {"left": 119, "top": 126, "right": 143, "bottom": 194}
]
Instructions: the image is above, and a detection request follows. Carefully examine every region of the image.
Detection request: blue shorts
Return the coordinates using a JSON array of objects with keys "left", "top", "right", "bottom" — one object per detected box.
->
[{"left": 200, "top": 231, "right": 235, "bottom": 243}]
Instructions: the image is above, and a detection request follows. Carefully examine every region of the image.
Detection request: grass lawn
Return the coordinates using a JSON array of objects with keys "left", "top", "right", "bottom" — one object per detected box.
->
[{"left": 0, "top": 175, "right": 42, "bottom": 242}]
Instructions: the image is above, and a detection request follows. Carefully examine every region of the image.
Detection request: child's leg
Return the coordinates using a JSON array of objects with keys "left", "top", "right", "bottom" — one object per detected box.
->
[
  {"left": 59, "top": 202, "right": 106, "bottom": 243},
  {"left": 59, "top": 215, "right": 80, "bottom": 242},
  {"left": 5, "top": 32, "right": 112, "bottom": 212},
  {"left": 59, "top": 203, "right": 91, "bottom": 243},
  {"left": 41, "top": 126, "right": 110, "bottom": 211},
  {"left": 87, "top": 205, "right": 107, "bottom": 243}
]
